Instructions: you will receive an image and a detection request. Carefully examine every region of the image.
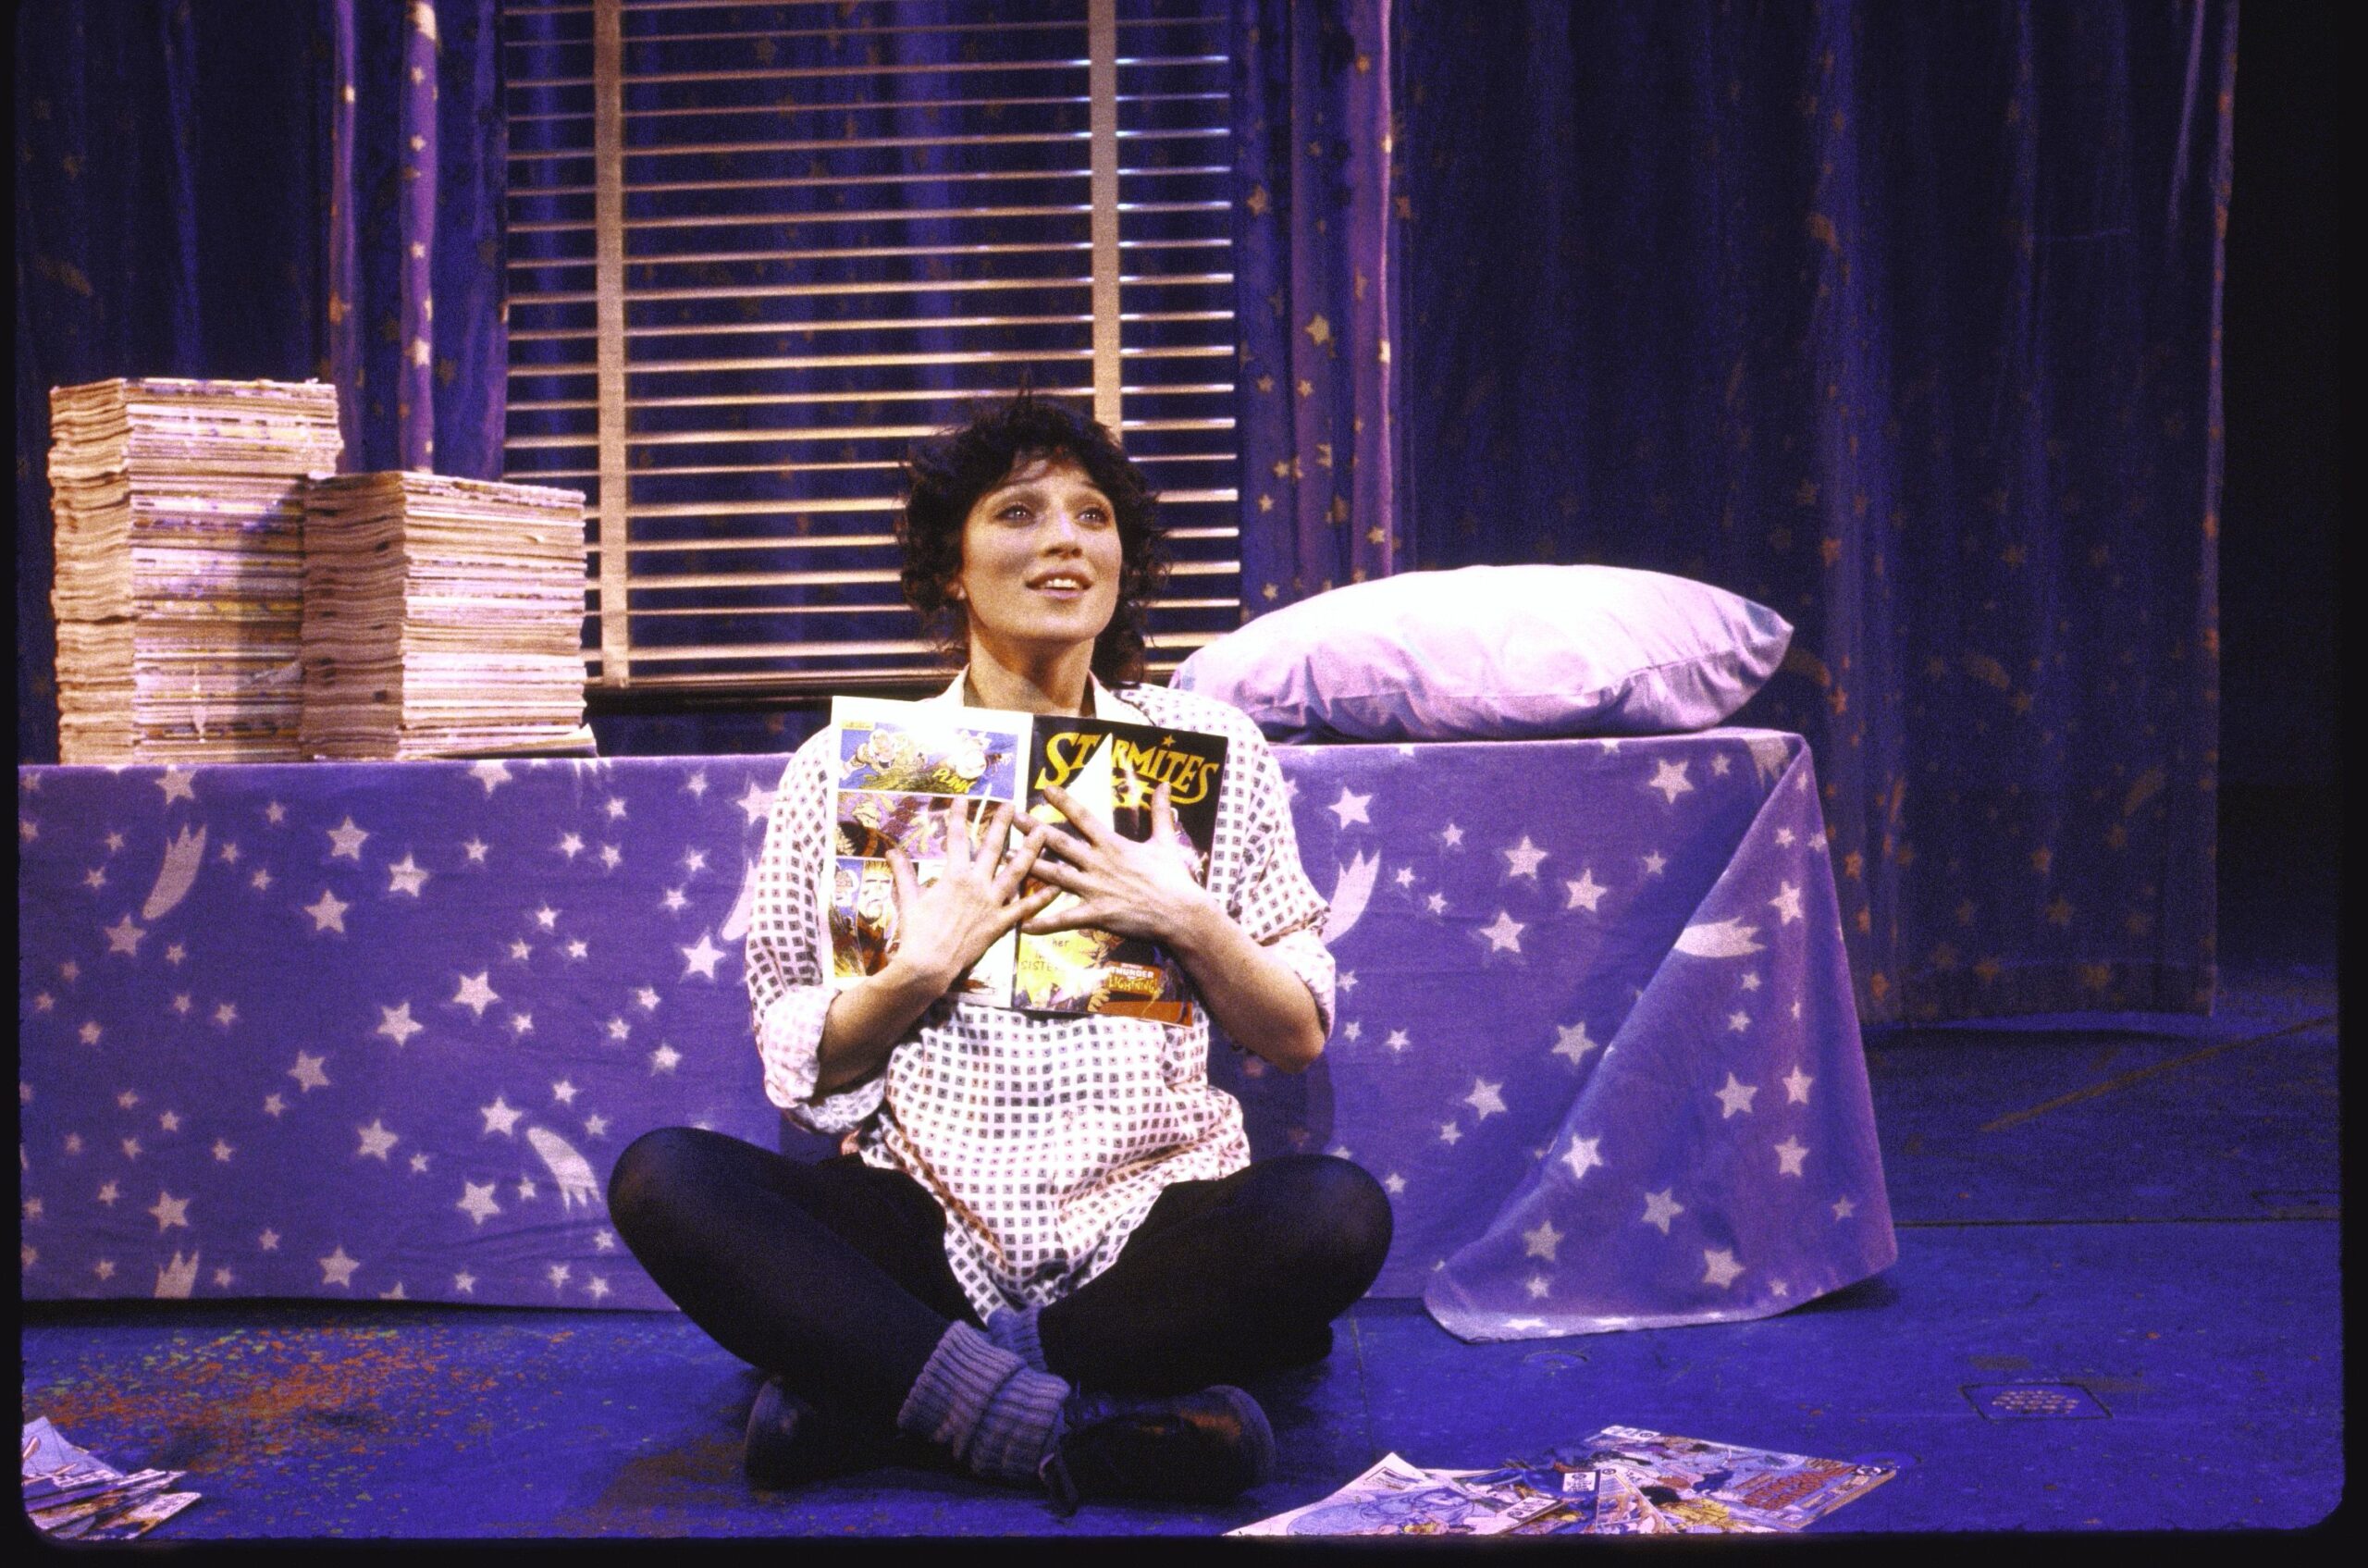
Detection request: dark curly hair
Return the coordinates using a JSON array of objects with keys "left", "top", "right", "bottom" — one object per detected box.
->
[{"left": 897, "top": 391, "right": 1166, "bottom": 686}]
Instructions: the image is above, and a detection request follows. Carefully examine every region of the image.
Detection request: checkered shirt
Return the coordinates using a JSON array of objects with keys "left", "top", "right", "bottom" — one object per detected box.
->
[{"left": 746, "top": 673, "right": 1337, "bottom": 1319}]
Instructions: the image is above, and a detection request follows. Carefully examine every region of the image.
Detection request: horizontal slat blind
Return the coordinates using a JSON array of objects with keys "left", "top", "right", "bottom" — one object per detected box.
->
[{"left": 503, "top": 0, "right": 1240, "bottom": 695}]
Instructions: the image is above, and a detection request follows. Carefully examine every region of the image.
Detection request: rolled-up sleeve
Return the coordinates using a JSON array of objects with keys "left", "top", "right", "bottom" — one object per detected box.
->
[
  {"left": 1224, "top": 725, "right": 1338, "bottom": 1042},
  {"left": 746, "top": 737, "right": 887, "bottom": 1133}
]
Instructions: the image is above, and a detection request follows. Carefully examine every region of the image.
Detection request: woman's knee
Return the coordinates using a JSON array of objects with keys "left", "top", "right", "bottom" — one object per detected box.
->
[
  {"left": 1265, "top": 1154, "right": 1394, "bottom": 1286},
  {"left": 608, "top": 1125, "right": 705, "bottom": 1234}
]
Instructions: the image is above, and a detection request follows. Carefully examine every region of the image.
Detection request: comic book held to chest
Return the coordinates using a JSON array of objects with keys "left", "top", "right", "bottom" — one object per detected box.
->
[{"left": 825, "top": 696, "right": 1227, "bottom": 1022}]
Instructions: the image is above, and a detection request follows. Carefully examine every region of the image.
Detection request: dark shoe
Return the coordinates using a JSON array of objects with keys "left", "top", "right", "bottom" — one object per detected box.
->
[
  {"left": 1036, "top": 1384, "right": 1276, "bottom": 1514},
  {"left": 744, "top": 1377, "right": 894, "bottom": 1488}
]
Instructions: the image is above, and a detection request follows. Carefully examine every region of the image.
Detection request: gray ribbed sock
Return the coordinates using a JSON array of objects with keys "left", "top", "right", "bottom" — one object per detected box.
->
[
  {"left": 985, "top": 1304, "right": 1048, "bottom": 1373},
  {"left": 896, "top": 1320, "right": 1070, "bottom": 1485}
]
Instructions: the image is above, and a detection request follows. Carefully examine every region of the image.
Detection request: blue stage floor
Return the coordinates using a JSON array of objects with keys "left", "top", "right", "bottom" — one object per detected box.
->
[{"left": 20, "top": 957, "right": 2338, "bottom": 1537}]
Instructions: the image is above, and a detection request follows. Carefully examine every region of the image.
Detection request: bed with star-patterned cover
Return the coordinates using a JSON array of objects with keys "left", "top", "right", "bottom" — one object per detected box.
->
[{"left": 17, "top": 729, "right": 1894, "bottom": 1342}]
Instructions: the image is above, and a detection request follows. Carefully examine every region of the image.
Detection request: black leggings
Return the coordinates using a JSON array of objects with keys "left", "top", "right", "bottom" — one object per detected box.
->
[{"left": 608, "top": 1127, "right": 1392, "bottom": 1435}]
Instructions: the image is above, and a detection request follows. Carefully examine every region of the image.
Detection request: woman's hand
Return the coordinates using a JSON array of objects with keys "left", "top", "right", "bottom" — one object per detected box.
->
[
  {"left": 884, "top": 799, "right": 1058, "bottom": 991},
  {"left": 1021, "top": 782, "right": 1218, "bottom": 946}
]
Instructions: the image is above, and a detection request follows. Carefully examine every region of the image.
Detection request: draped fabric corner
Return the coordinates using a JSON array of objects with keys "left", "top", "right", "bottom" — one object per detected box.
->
[
  {"left": 1229, "top": 0, "right": 1404, "bottom": 618},
  {"left": 12, "top": 0, "right": 507, "bottom": 763}
]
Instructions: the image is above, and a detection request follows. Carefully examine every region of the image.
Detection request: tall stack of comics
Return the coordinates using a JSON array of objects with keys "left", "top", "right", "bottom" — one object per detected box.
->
[
  {"left": 46, "top": 378, "right": 344, "bottom": 762},
  {"left": 300, "top": 471, "right": 592, "bottom": 758}
]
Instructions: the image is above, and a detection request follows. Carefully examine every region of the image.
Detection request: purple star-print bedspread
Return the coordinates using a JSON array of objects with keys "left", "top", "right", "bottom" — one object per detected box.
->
[
  {"left": 17, "top": 729, "right": 1894, "bottom": 1337},
  {"left": 1215, "top": 728, "right": 1898, "bottom": 1340}
]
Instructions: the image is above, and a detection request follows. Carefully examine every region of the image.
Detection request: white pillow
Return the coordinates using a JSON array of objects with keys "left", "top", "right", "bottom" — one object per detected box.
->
[{"left": 1171, "top": 564, "right": 1793, "bottom": 742}]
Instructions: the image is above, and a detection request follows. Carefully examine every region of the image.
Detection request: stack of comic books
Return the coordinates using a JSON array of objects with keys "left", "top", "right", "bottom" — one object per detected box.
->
[
  {"left": 300, "top": 471, "right": 592, "bottom": 758},
  {"left": 825, "top": 696, "right": 1227, "bottom": 1019},
  {"left": 46, "top": 377, "right": 344, "bottom": 761},
  {"left": 22, "top": 1417, "right": 200, "bottom": 1540},
  {"left": 1229, "top": 1428, "right": 1896, "bottom": 1537}
]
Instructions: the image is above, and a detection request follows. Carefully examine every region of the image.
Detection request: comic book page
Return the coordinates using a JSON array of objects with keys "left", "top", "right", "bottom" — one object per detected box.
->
[
  {"left": 1228, "top": 1453, "right": 1561, "bottom": 1537},
  {"left": 825, "top": 697, "right": 1029, "bottom": 1002},
  {"left": 1581, "top": 1426, "right": 1897, "bottom": 1531},
  {"left": 1014, "top": 715, "right": 1227, "bottom": 1022}
]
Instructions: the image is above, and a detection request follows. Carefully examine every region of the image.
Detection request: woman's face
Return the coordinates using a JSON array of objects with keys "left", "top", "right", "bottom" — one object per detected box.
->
[{"left": 951, "top": 450, "right": 1124, "bottom": 665}]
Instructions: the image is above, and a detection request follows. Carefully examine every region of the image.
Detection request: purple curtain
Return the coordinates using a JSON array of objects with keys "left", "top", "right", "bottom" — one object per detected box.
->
[
  {"left": 13, "top": 0, "right": 508, "bottom": 763},
  {"left": 1385, "top": 0, "right": 2232, "bottom": 1024},
  {"left": 1228, "top": 0, "right": 1404, "bottom": 613}
]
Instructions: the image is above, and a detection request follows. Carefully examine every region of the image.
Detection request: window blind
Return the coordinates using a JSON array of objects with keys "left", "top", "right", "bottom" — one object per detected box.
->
[{"left": 501, "top": 0, "right": 1240, "bottom": 698}]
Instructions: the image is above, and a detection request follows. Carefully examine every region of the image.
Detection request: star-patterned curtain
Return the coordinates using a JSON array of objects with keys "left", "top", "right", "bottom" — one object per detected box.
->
[
  {"left": 12, "top": 0, "right": 508, "bottom": 764},
  {"left": 1392, "top": 0, "right": 2233, "bottom": 1025},
  {"left": 1228, "top": 0, "right": 1405, "bottom": 614}
]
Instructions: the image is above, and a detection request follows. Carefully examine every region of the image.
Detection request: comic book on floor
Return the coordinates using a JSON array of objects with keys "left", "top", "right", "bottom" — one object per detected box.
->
[
  {"left": 1570, "top": 1426, "right": 1897, "bottom": 1532},
  {"left": 22, "top": 1416, "right": 201, "bottom": 1539},
  {"left": 1232, "top": 1429, "right": 1894, "bottom": 1537},
  {"left": 825, "top": 696, "right": 1227, "bottom": 1021}
]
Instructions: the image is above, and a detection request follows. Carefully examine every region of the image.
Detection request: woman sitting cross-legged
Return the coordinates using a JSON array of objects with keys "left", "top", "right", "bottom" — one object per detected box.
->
[{"left": 608, "top": 393, "right": 1392, "bottom": 1512}]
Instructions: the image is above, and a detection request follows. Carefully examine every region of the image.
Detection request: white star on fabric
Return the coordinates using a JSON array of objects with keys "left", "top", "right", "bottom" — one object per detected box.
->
[
  {"left": 586, "top": 1276, "right": 612, "bottom": 1303},
  {"left": 387, "top": 854, "right": 430, "bottom": 895},
  {"left": 1711, "top": 753, "right": 1733, "bottom": 776},
  {"left": 605, "top": 796, "right": 628, "bottom": 820},
  {"left": 1440, "top": 821, "right": 1464, "bottom": 847},
  {"left": 80, "top": 1021, "right": 103, "bottom": 1045},
  {"left": 1774, "top": 1136, "right": 1809, "bottom": 1177},
  {"left": 509, "top": 1012, "right": 534, "bottom": 1036},
  {"left": 1783, "top": 1066, "right": 1814, "bottom": 1104},
  {"left": 1641, "top": 1188, "right": 1685, "bottom": 1234},
  {"left": 684, "top": 772, "right": 709, "bottom": 798},
  {"left": 263, "top": 1094, "right": 288, "bottom": 1117},
  {"left": 1727, "top": 1010, "right": 1751, "bottom": 1033},
  {"left": 480, "top": 1095, "right": 524, "bottom": 1137},
  {"left": 1338, "top": 969, "right": 1359, "bottom": 994},
  {"left": 634, "top": 987, "right": 660, "bottom": 1012},
  {"left": 149, "top": 1191, "right": 191, "bottom": 1233},
  {"left": 534, "top": 905, "right": 560, "bottom": 931},
  {"left": 1791, "top": 998, "right": 1805, "bottom": 1020},
  {"left": 598, "top": 845, "right": 623, "bottom": 870},
  {"left": 583, "top": 1113, "right": 610, "bottom": 1139},
  {"left": 552, "top": 1080, "right": 578, "bottom": 1105},
  {"left": 1525, "top": 1274, "right": 1552, "bottom": 1300},
  {"left": 166, "top": 942, "right": 187, "bottom": 966},
  {"left": 94, "top": 1260, "right": 117, "bottom": 1279},
  {"left": 302, "top": 889, "right": 351, "bottom": 932},
  {"left": 593, "top": 1230, "right": 617, "bottom": 1253},
  {"left": 377, "top": 1003, "right": 425, "bottom": 1046},
  {"left": 1702, "top": 1248, "right": 1745, "bottom": 1289},
  {"left": 1551, "top": 1021, "right": 1601, "bottom": 1067},
  {"left": 453, "top": 972, "right": 499, "bottom": 1017},
  {"left": 605, "top": 1017, "right": 631, "bottom": 1041},
  {"left": 289, "top": 1052, "right": 331, "bottom": 1093},
  {"left": 1393, "top": 865, "right": 1415, "bottom": 888},
  {"left": 1775, "top": 827, "right": 1797, "bottom": 847},
  {"left": 649, "top": 1044, "right": 682, "bottom": 1073},
  {"left": 98, "top": 1181, "right": 121, "bottom": 1205},
  {"left": 159, "top": 1109, "right": 181, "bottom": 1131},
  {"left": 1563, "top": 868, "right": 1607, "bottom": 912},
  {"left": 102, "top": 913, "right": 148, "bottom": 957},
  {"left": 84, "top": 867, "right": 108, "bottom": 889},
  {"left": 378, "top": 1282, "right": 408, "bottom": 1302},
  {"left": 1641, "top": 849, "right": 1668, "bottom": 876},
  {"left": 1342, "top": 1021, "right": 1363, "bottom": 1042},
  {"left": 156, "top": 768, "right": 197, "bottom": 806},
  {"left": 1523, "top": 1217, "right": 1563, "bottom": 1262},
  {"left": 683, "top": 848, "right": 709, "bottom": 875},
  {"left": 1326, "top": 787, "right": 1373, "bottom": 828},
  {"left": 661, "top": 888, "right": 688, "bottom": 912},
  {"left": 1831, "top": 1194, "right": 1857, "bottom": 1221},
  {"left": 1560, "top": 1135, "right": 1604, "bottom": 1182},
  {"left": 61, "top": 960, "right": 80, "bottom": 981},
  {"left": 1770, "top": 1278, "right": 1790, "bottom": 1298},
  {"left": 1385, "top": 1029, "right": 1410, "bottom": 1052},
  {"left": 1770, "top": 882, "right": 1806, "bottom": 923},
  {"left": 454, "top": 1271, "right": 478, "bottom": 1293},
  {"left": 1438, "top": 1121, "right": 1462, "bottom": 1145},
  {"left": 508, "top": 940, "right": 532, "bottom": 961},
  {"left": 319, "top": 1247, "right": 362, "bottom": 1288},
  {"left": 736, "top": 780, "right": 776, "bottom": 825},
  {"left": 1503, "top": 836, "right": 1548, "bottom": 877},
  {"left": 1462, "top": 1079, "right": 1507, "bottom": 1119},
  {"left": 259, "top": 1228, "right": 279, "bottom": 1249},
  {"left": 457, "top": 1182, "right": 501, "bottom": 1226},
  {"left": 327, "top": 817, "right": 371, "bottom": 859},
  {"left": 557, "top": 833, "right": 585, "bottom": 859},
  {"left": 252, "top": 869, "right": 274, "bottom": 891},
  {"left": 681, "top": 931, "right": 725, "bottom": 980},
  {"left": 549, "top": 1262, "right": 573, "bottom": 1290},
  {"left": 1480, "top": 911, "right": 1525, "bottom": 953},
  {"left": 470, "top": 760, "right": 512, "bottom": 795},
  {"left": 219, "top": 842, "right": 241, "bottom": 864},
  {"left": 515, "top": 1177, "right": 538, "bottom": 1202},
  {"left": 1741, "top": 972, "right": 1762, "bottom": 991},
  {"left": 265, "top": 800, "right": 286, "bottom": 823},
  {"left": 564, "top": 939, "right": 588, "bottom": 960},
  {"left": 1715, "top": 1073, "right": 1758, "bottom": 1117},
  {"left": 1647, "top": 759, "right": 1695, "bottom": 804},
  {"left": 1424, "top": 891, "right": 1448, "bottom": 914},
  {"left": 356, "top": 1119, "right": 400, "bottom": 1160},
  {"left": 409, "top": 1153, "right": 431, "bottom": 1174},
  {"left": 463, "top": 838, "right": 488, "bottom": 864},
  {"left": 213, "top": 1004, "right": 237, "bottom": 1028},
  {"left": 1384, "top": 1173, "right": 1407, "bottom": 1196}
]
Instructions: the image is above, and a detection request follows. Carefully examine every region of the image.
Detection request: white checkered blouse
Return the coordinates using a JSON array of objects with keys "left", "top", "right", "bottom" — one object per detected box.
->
[{"left": 746, "top": 672, "right": 1337, "bottom": 1319}]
